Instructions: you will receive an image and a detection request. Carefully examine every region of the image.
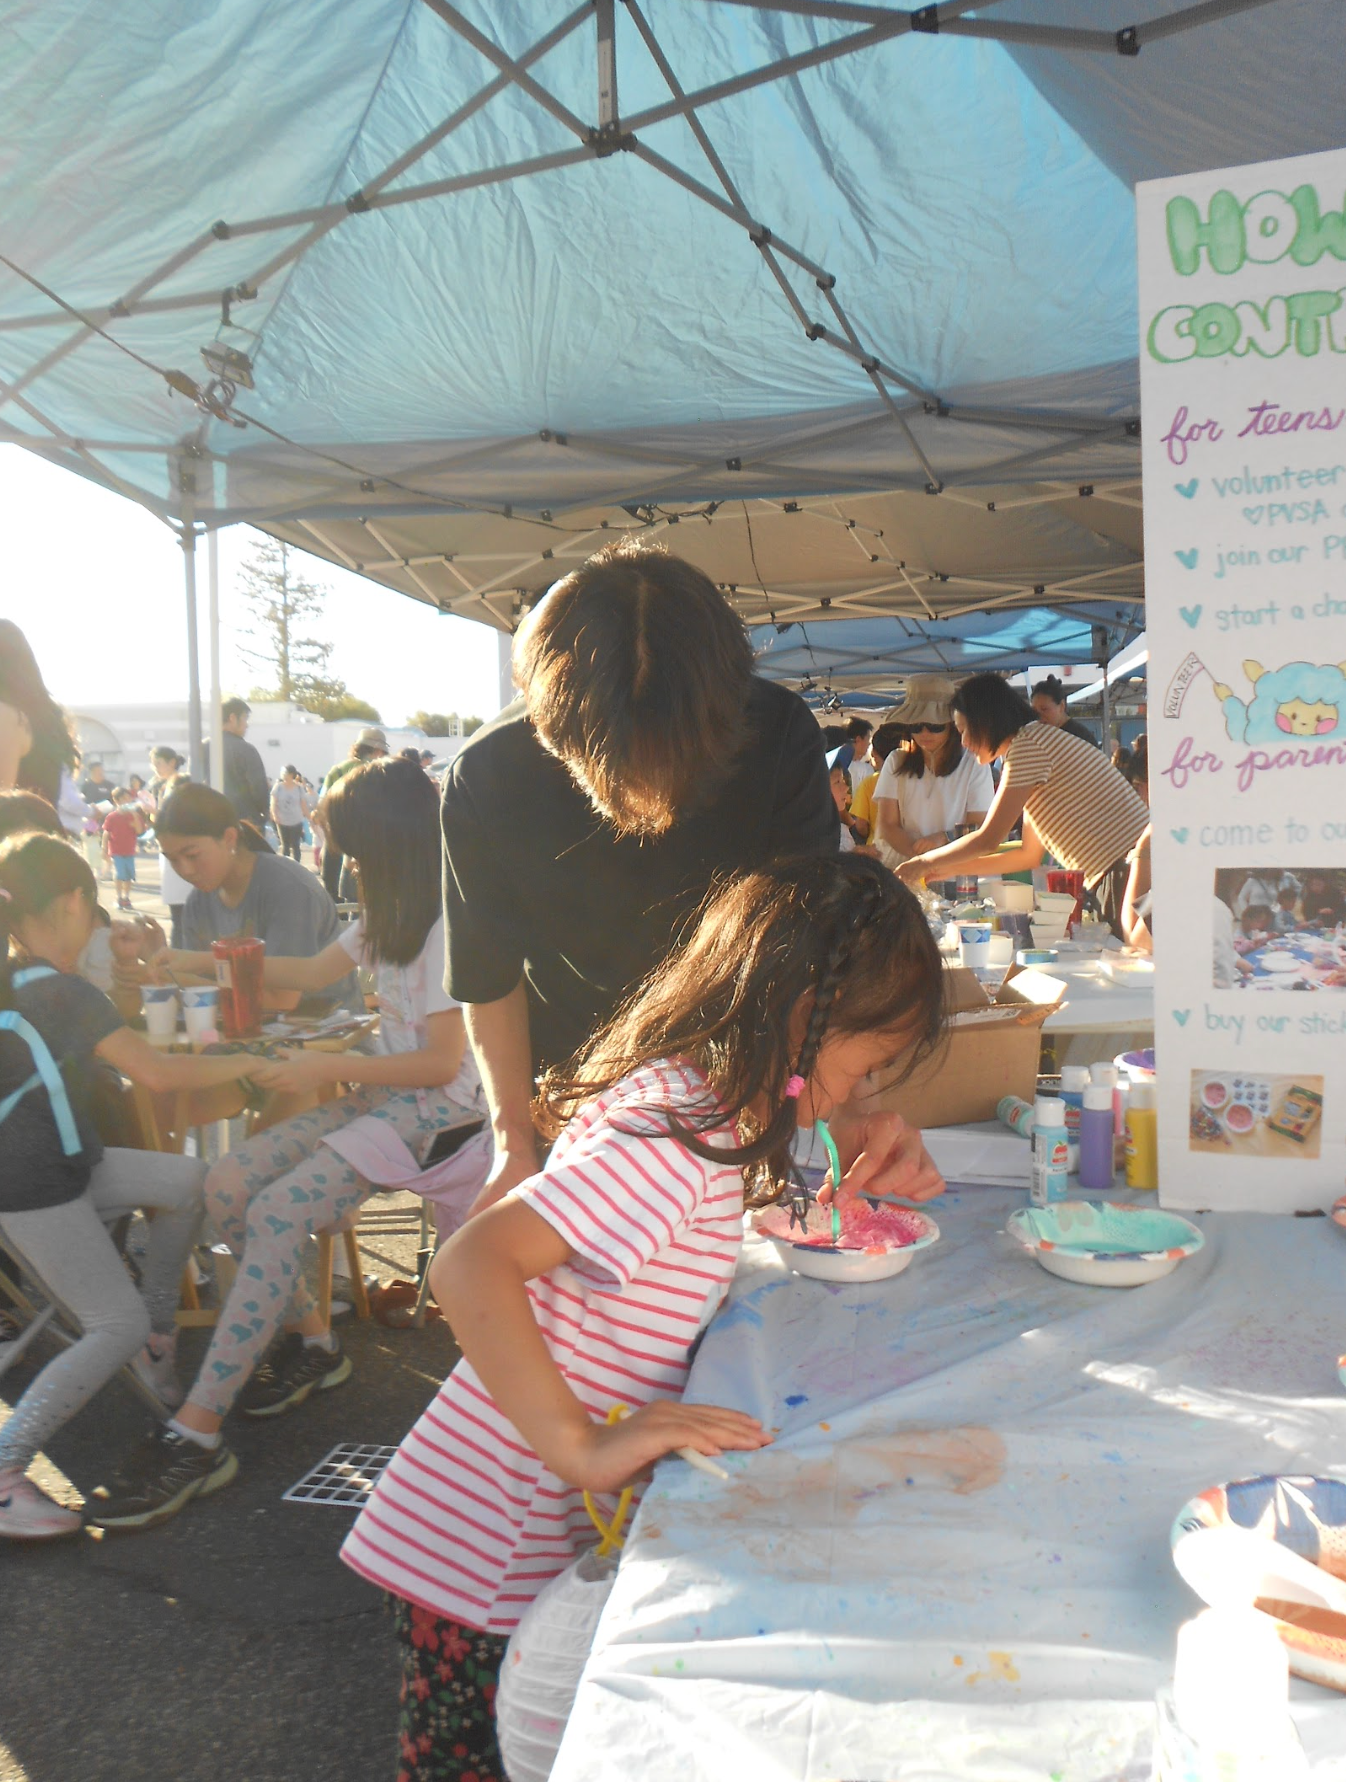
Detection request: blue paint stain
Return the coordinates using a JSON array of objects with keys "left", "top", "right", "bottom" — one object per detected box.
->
[
  {"left": 1102, "top": 1450, "right": 1125, "bottom": 1464},
  {"left": 712, "top": 1277, "right": 792, "bottom": 1334},
  {"left": 784, "top": 1393, "right": 808, "bottom": 1407}
]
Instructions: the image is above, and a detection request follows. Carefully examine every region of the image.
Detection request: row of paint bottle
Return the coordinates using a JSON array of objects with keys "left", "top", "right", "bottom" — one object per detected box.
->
[{"left": 1002, "top": 1068, "right": 1158, "bottom": 1201}]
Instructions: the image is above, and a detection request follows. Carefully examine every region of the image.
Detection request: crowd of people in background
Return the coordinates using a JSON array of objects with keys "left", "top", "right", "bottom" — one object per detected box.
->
[{"left": 0, "top": 566, "right": 1155, "bottom": 1781}]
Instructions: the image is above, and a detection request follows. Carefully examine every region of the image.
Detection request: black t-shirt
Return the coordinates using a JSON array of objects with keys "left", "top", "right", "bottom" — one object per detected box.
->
[
  {"left": 0, "top": 964, "right": 124, "bottom": 1212},
  {"left": 1061, "top": 718, "right": 1099, "bottom": 748},
  {"left": 80, "top": 776, "right": 114, "bottom": 804},
  {"left": 441, "top": 678, "right": 835, "bottom": 1074}
]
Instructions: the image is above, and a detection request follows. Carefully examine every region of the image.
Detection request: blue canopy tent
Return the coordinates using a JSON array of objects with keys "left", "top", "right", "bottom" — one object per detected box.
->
[
  {"left": 0, "top": 0, "right": 1337, "bottom": 765},
  {"left": 750, "top": 603, "right": 1142, "bottom": 700}
]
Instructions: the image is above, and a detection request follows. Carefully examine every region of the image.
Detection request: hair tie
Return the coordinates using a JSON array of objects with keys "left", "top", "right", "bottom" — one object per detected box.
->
[{"left": 784, "top": 1074, "right": 806, "bottom": 1100}]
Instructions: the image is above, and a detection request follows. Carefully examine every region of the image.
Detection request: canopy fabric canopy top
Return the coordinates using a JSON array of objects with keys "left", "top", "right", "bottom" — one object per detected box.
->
[{"left": 0, "top": 0, "right": 1338, "bottom": 631}]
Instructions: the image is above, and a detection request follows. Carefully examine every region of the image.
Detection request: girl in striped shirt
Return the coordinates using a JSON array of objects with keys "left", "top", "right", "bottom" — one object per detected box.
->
[{"left": 343, "top": 853, "right": 948, "bottom": 1782}]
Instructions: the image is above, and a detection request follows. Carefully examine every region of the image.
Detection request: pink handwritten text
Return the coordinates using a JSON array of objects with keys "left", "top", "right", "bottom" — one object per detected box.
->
[
  {"left": 1161, "top": 735, "right": 1224, "bottom": 791},
  {"left": 1236, "top": 401, "right": 1345, "bottom": 441},
  {"left": 1162, "top": 406, "right": 1224, "bottom": 467}
]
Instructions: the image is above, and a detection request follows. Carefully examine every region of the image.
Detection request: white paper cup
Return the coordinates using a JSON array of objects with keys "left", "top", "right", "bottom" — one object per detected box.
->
[
  {"left": 143, "top": 986, "right": 179, "bottom": 1047},
  {"left": 987, "top": 933, "right": 1014, "bottom": 967},
  {"left": 957, "top": 922, "right": 993, "bottom": 968},
  {"left": 183, "top": 985, "right": 220, "bottom": 1047}
]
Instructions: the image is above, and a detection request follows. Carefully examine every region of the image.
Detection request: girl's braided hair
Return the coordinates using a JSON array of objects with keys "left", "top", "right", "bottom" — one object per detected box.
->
[{"left": 536, "top": 853, "right": 947, "bottom": 1202}]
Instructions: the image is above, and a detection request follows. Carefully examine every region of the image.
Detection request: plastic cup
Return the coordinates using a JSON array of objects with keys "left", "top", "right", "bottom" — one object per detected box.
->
[
  {"left": 183, "top": 984, "right": 221, "bottom": 1048},
  {"left": 957, "top": 922, "right": 993, "bottom": 968},
  {"left": 986, "top": 933, "right": 1014, "bottom": 967},
  {"left": 211, "top": 935, "right": 266, "bottom": 1037},
  {"left": 142, "top": 985, "right": 179, "bottom": 1047}
]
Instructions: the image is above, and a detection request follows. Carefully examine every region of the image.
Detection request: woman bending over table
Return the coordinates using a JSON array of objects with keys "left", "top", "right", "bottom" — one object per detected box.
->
[
  {"left": 89, "top": 757, "right": 484, "bottom": 1533},
  {"left": 897, "top": 674, "right": 1149, "bottom": 932}
]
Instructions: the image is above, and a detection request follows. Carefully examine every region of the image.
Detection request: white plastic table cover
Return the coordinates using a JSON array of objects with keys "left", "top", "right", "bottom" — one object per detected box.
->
[
  {"left": 551, "top": 1186, "right": 1346, "bottom": 1782},
  {"left": 1042, "top": 957, "right": 1154, "bottom": 1037}
]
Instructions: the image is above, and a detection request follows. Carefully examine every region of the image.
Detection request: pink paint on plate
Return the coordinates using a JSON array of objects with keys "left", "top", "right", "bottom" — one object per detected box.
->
[
  {"left": 757, "top": 1199, "right": 934, "bottom": 1254},
  {"left": 1203, "top": 1079, "right": 1229, "bottom": 1110},
  {"left": 1226, "top": 1101, "right": 1256, "bottom": 1134}
]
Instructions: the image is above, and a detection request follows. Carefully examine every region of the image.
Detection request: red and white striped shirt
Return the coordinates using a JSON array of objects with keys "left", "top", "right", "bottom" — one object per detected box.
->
[{"left": 340, "top": 1058, "right": 744, "bottom": 1631}]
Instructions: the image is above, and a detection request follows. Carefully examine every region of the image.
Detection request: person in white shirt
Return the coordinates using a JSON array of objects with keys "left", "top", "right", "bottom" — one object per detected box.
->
[
  {"left": 270, "top": 764, "right": 313, "bottom": 862},
  {"left": 872, "top": 676, "right": 992, "bottom": 866}
]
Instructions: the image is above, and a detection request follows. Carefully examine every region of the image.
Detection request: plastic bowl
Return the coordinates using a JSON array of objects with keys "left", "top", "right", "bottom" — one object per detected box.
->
[
  {"left": 1007, "top": 1200, "right": 1204, "bottom": 1288},
  {"left": 1016, "top": 948, "right": 1058, "bottom": 966},
  {"left": 1171, "top": 1476, "right": 1346, "bottom": 1692}
]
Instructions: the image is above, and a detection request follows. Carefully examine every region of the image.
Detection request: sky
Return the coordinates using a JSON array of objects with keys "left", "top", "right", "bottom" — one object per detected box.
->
[{"left": 0, "top": 446, "right": 507, "bottom": 727}]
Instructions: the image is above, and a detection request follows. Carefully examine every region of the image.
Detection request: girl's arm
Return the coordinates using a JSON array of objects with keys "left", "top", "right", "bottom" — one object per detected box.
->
[
  {"left": 873, "top": 796, "right": 922, "bottom": 860},
  {"left": 430, "top": 1197, "right": 770, "bottom": 1493},
  {"left": 152, "top": 937, "right": 354, "bottom": 994},
  {"left": 896, "top": 774, "right": 1035, "bottom": 884},
  {"left": 96, "top": 1026, "right": 257, "bottom": 1095},
  {"left": 249, "top": 1008, "right": 465, "bottom": 1097}
]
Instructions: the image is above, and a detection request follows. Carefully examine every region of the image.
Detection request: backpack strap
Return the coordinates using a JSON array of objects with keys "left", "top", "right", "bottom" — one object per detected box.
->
[{"left": 0, "top": 969, "right": 83, "bottom": 1157}]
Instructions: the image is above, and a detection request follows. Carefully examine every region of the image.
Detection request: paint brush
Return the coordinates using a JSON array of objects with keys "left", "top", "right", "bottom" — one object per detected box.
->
[
  {"left": 677, "top": 1447, "right": 731, "bottom": 1481},
  {"left": 816, "top": 1117, "right": 843, "bottom": 1244}
]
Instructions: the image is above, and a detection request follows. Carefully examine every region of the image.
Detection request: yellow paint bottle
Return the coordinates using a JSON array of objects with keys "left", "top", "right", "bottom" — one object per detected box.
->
[{"left": 1124, "top": 1081, "right": 1159, "bottom": 1191}]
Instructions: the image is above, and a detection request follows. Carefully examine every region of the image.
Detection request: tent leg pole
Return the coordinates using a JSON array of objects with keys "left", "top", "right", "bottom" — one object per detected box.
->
[
  {"left": 181, "top": 510, "right": 204, "bottom": 783},
  {"left": 497, "top": 630, "right": 514, "bottom": 713},
  {"left": 208, "top": 529, "right": 225, "bottom": 792},
  {"left": 1101, "top": 670, "right": 1112, "bottom": 756}
]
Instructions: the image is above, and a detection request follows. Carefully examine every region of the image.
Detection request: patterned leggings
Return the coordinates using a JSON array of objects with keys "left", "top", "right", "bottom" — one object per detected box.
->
[
  {"left": 390, "top": 1596, "right": 507, "bottom": 1782},
  {"left": 185, "top": 1086, "right": 461, "bottom": 1420}
]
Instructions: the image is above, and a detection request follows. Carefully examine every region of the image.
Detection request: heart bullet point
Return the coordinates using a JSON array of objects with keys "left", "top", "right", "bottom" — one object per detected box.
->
[
  {"left": 1172, "top": 1009, "right": 1191, "bottom": 1026},
  {"left": 1176, "top": 548, "right": 1199, "bottom": 570},
  {"left": 1171, "top": 828, "right": 1189, "bottom": 844},
  {"left": 1175, "top": 479, "right": 1199, "bottom": 499},
  {"left": 1180, "top": 605, "right": 1202, "bottom": 628}
]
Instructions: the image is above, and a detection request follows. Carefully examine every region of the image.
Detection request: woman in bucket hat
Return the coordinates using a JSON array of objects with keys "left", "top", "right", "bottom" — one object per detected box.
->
[{"left": 871, "top": 676, "right": 992, "bottom": 865}]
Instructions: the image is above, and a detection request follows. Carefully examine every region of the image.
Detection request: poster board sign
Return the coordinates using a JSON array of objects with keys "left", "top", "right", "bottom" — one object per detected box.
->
[{"left": 1139, "top": 147, "right": 1346, "bottom": 1212}]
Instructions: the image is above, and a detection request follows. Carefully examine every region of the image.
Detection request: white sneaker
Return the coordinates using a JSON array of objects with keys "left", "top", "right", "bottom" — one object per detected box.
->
[
  {"left": 130, "top": 1336, "right": 185, "bottom": 1409},
  {"left": 0, "top": 1469, "right": 83, "bottom": 1540}
]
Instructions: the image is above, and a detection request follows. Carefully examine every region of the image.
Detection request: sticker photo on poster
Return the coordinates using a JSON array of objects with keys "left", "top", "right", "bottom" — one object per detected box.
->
[{"left": 1189, "top": 1071, "right": 1324, "bottom": 1160}]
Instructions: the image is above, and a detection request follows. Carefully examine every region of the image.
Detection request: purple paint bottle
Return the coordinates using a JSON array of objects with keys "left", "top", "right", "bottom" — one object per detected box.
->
[{"left": 1078, "top": 1084, "right": 1115, "bottom": 1191}]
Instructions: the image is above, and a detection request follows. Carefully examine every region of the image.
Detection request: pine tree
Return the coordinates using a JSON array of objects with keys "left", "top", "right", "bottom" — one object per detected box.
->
[{"left": 236, "top": 538, "right": 349, "bottom": 710}]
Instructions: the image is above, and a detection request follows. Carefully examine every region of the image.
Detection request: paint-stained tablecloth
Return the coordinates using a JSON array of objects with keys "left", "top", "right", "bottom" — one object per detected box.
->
[{"left": 551, "top": 1186, "right": 1346, "bottom": 1782}]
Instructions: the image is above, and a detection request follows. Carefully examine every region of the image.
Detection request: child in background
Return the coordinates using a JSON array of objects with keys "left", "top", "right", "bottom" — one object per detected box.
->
[
  {"left": 1235, "top": 903, "right": 1275, "bottom": 954},
  {"left": 341, "top": 853, "right": 947, "bottom": 1781},
  {"left": 1274, "top": 883, "right": 1301, "bottom": 935},
  {"left": 0, "top": 835, "right": 261, "bottom": 1540},
  {"left": 826, "top": 743, "right": 861, "bottom": 851},
  {"left": 101, "top": 789, "right": 145, "bottom": 911}
]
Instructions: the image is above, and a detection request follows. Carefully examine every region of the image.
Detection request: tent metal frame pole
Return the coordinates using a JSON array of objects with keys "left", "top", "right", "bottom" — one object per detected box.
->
[
  {"left": 178, "top": 470, "right": 204, "bottom": 783},
  {"left": 207, "top": 528, "right": 225, "bottom": 793}
]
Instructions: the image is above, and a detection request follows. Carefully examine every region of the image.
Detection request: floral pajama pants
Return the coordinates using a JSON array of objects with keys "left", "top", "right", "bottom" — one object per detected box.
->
[
  {"left": 185, "top": 1086, "right": 463, "bottom": 1420},
  {"left": 390, "top": 1596, "right": 507, "bottom": 1782}
]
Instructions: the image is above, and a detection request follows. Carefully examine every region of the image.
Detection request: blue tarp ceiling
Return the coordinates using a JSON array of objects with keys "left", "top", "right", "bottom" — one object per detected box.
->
[{"left": 0, "top": 0, "right": 1338, "bottom": 630}]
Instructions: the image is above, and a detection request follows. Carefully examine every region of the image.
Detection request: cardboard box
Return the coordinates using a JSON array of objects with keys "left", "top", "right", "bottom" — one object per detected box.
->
[{"left": 856, "top": 962, "right": 1067, "bottom": 1129}]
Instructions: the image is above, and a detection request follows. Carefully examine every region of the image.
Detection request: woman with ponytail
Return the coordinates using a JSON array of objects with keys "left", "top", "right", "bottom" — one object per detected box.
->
[
  {"left": 338, "top": 852, "right": 947, "bottom": 1782},
  {"left": 0, "top": 835, "right": 262, "bottom": 1541}
]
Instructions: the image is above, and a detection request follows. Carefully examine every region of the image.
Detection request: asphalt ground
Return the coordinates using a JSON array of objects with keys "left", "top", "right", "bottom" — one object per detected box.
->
[
  {"left": 1, "top": 1206, "right": 459, "bottom": 1782},
  {"left": 2, "top": 848, "right": 464, "bottom": 1782}
]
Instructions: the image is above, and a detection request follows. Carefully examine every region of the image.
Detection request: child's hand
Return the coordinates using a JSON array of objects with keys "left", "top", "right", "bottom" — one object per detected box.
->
[
  {"left": 248, "top": 1049, "right": 334, "bottom": 1096},
  {"left": 553, "top": 1400, "right": 772, "bottom": 1494},
  {"left": 821, "top": 1111, "right": 944, "bottom": 1204}
]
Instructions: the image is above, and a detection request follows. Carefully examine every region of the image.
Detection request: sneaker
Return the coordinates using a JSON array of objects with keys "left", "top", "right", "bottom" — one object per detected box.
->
[
  {"left": 237, "top": 1332, "right": 351, "bottom": 1419},
  {"left": 129, "top": 1335, "right": 185, "bottom": 1409},
  {"left": 0, "top": 1469, "right": 83, "bottom": 1541},
  {"left": 87, "top": 1427, "right": 237, "bottom": 1531}
]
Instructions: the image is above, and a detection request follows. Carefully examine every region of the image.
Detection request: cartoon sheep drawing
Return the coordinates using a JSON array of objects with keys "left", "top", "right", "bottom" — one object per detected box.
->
[{"left": 1212, "top": 659, "right": 1346, "bottom": 745}]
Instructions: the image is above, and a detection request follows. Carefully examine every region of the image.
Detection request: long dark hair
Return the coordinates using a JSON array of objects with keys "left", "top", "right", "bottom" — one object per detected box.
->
[
  {"left": 0, "top": 832, "right": 95, "bottom": 1007},
  {"left": 951, "top": 674, "right": 1036, "bottom": 755},
  {"left": 322, "top": 757, "right": 440, "bottom": 967},
  {"left": 893, "top": 725, "right": 963, "bottom": 780},
  {"left": 0, "top": 621, "right": 77, "bottom": 807},
  {"left": 537, "top": 854, "right": 946, "bottom": 1202},
  {"left": 0, "top": 790, "right": 64, "bottom": 846},
  {"left": 154, "top": 782, "right": 272, "bottom": 853}
]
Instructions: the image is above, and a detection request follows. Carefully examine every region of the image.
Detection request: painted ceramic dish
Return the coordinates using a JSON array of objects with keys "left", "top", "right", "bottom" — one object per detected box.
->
[
  {"left": 755, "top": 1200, "right": 939, "bottom": 1284},
  {"left": 1007, "top": 1200, "right": 1204, "bottom": 1287},
  {"left": 1172, "top": 1476, "right": 1346, "bottom": 1692},
  {"left": 1258, "top": 950, "right": 1303, "bottom": 973}
]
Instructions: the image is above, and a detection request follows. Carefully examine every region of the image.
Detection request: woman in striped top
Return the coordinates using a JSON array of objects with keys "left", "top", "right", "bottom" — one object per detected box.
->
[
  {"left": 343, "top": 854, "right": 947, "bottom": 1782},
  {"left": 897, "top": 674, "right": 1149, "bottom": 930}
]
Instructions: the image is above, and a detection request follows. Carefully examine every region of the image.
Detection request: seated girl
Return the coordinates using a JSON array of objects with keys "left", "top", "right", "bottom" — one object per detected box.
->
[
  {"left": 340, "top": 853, "right": 947, "bottom": 1782},
  {"left": 0, "top": 834, "right": 261, "bottom": 1541},
  {"left": 90, "top": 756, "right": 484, "bottom": 1532}
]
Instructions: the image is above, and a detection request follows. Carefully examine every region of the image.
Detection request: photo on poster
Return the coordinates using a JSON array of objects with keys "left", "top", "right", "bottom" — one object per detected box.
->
[
  {"left": 1189, "top": 1071, "right": 1324, "bottom": 1160},
  {"left": 1212, "top": 868, "right": 1346, "bottom": 992}
]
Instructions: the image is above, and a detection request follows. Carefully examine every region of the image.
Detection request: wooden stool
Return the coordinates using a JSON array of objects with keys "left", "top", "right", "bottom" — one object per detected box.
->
[{"left": 316, "top": 1226, "right": 371, "bottom": 1324}]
